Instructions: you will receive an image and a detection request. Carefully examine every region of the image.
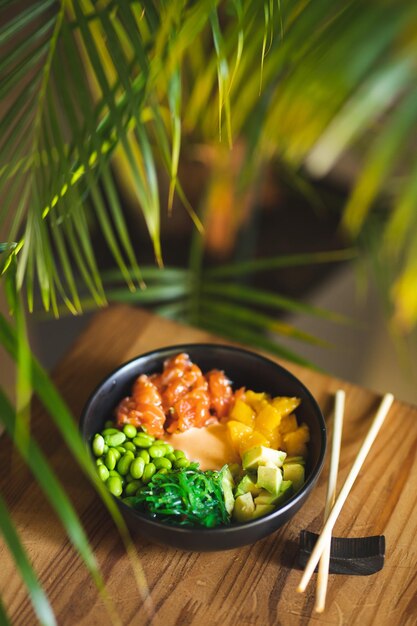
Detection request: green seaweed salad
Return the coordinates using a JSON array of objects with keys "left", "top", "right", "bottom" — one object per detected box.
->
[{"left": 124, "top": 466, "right": 230, "bottom": 528}]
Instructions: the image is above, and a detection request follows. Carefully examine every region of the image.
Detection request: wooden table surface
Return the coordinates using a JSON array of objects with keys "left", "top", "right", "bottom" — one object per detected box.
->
[{"left": 1, "top": 305, "right": 417, "bottom": 626}]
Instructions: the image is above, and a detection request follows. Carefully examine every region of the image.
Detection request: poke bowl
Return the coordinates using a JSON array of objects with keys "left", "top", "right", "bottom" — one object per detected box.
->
[{"left": 80, "top": 344, "right": 326, "bottom": 551}]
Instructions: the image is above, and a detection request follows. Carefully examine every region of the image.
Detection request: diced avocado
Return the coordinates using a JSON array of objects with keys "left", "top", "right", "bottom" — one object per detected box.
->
[
  {"left": 242, "top": 445, "right": 287, "bottom": 470},
  {"left": 232, "top": 494, "right": 275, "bottom": 522},
  {"left": 254, "top": 489, "right": 278, "bottom": 505},
  {"left": 256, "top": 466, "right": 282, "bottom": 495},
  {"left": 234, "top": 474, "right": 261, "bottom": 498},
  {"left": 252, "top": 503, "right": 275, "bottom": 519},
  {"left": 255, "top": 480, "right": 293, "bottom": 505},
  {"left": 232, "top": 492, "right": 255, "bottom": 522},
  {"left": 277, "top": 479, "right": 293, "bottom": 501},
  {"left": 228, "top": 463, "right": 242, "bottom": 481},
  {"left": 284, "top": 456, "right": 306, "bottom": 466},
  {"left": 220, "top": 466, "right": 235, "bottom": 515},
  {"left": 282, "top": 463, "right": 305, "bottom": 492}
]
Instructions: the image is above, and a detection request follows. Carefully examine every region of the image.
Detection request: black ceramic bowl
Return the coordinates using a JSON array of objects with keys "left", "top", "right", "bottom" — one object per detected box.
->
[{"left": 80, "top": 344, "right": 326, "bottom": 551}]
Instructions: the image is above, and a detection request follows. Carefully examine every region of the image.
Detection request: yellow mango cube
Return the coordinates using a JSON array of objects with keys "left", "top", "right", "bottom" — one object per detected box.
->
[
  {"left": 230, "top": 399, "right": 256, "bottom": 426},
  {"left": 255, "top": 404, "right": 282, "bottom": 431},
  {"left": 245, "top": 390, "right": 270, "bottom": 412},
  {"left": 238, "top": 431, "right": 269, "bottom": 456},
  {"left": 283, "top": 423, "right": 310, "bottom": 457},
  {"left": 265, "top": 426, "right": 282, "bottom": 450},
  {"left": 226, "top": 420, "right": 253, "bottom": 450},
  {"left": 272, "top": 396, "right": 301, "bottom": 418},
  {"left": 279, "top": 413, "right": 298, "bottom": 434}
]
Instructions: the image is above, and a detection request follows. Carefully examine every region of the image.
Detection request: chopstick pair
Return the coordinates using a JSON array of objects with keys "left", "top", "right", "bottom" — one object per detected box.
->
[{"left": 297, "top": 391, "right": 395, "bottom": 611}]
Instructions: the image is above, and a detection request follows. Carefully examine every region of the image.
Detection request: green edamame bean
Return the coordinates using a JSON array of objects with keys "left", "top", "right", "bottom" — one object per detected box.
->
[
  {"left": 124, "top": 480, "right": 142, "bottom": 496},
  {"left": 107, "top": 476, "right": 123, "bottom": 497},
  {"left": 104, "top": 449, "right": 117, "bottom": 471},
  {"left": 96, "top": 458, "right": 104, "bottom": 466},
  {"left": 153, "top": 439, "right": 167, "bottom": 446},
  {"left": 92, "top": 434, "right": 105, "bottom": 457},
  {"left": 104, "top": 432, "right": 126, "bottom": 447},
  {"left": 103, "top": 444, "right": 109, "bottom": 454},
  {"left": 153, "top": 457, "right": 172, "bottom": 470},
  {"left": 115, "top": 447, "right": 126, "bottom": 457},
  {"left": 142, "top": 462, "right": 156, "bottom": 483},
  {"left": 175, "top": 458, "right": 190, "bottom": 469},
  {"left": 157, "top": 468, "right": 168, "bottom": 475},
  {"left": 162, "top": 443, "right": 174, "bottom": 454},
  {"left": 174, "top": 450, "right": 186, "bottom": 460},
  {"left": 97, "top": 465, "right": 109, "bottom": 482},
  {"left": 133, "top": 433, "right": 154, "bottom": 448},
  {"left": 130, "top": 457, "right": 145, "bottom": 480},
  {"left": 113, "top": 449, "right": 122, "bottom": 462},
  {"left": 124, "top": 441, "right": 136, "bottom": 453},
  {"left": 109, "top": 471, "right": 124, "bottom": 486},
  {"left": 108, "top": 470, "right": 123, "bottom": 482},
  {"left": 151, "top": 442, "right": 170, "bottom": 454},
  {"left": 123, "top": 424, "right": 137, "bottom": 439},
  {"left": 149, "top": 445, "right": 165, "bottom": 459},
  {"left": 137, "top": 450, "right": 150, "bottom": 464},
  {"left": 117, "top": 453, "right": 133, "bottom": 476},
  {"left": 102, "top": 427, "right": 120, "bottom": 436},
  {"left": 166, "top": 453, "right": 176, "bottom": 463}
]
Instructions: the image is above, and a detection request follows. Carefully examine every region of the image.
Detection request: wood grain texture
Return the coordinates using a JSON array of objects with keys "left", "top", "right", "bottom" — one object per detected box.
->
[{"left": 1, "top": 305, "right": 417, "bottom": 626}]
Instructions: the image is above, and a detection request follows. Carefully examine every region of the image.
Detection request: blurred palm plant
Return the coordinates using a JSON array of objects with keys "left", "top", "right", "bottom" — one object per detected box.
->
[{"left": 2, "top": 0, "right": 417, "bottom": 622}]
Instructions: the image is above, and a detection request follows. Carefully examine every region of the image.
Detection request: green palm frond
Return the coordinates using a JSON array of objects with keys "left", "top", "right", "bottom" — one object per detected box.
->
[
  {"left": 0, "top": 309, "right": 152, "bottom": 623},
  {"left": 0, "top": 391, "right": 108, "bottom": 607},
  {"left": 3, "top": 0, "right": 417, "bottom": 326},
  {"left": 0, "top": 493, "right": 56, "bottom": 626},
  {"left": 66, "top": 251, "right": 352, "bottom": 366}
]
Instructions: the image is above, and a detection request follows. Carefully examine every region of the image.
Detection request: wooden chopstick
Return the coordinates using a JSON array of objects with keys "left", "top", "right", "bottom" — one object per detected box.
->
[
  {"left": 298, "top": 392, "right": 394, "bottom": 594},
  {"left": 314, "top": 389, "right": 345, "bottom": 613}
]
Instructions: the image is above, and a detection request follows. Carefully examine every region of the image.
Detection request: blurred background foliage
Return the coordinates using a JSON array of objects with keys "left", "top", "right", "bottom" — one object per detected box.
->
[
  {"left": 2, "top": 0, "right": 417, "bottom": 622},
  {"left": 2, "top": 0, "right": 417, "bottom": 335}
]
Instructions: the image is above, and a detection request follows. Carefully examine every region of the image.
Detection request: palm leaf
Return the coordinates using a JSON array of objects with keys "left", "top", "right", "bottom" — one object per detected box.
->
[
  {"left": 205, "top": 249, "right": 357, "bottom": 278},
  {"left": 201, "top": 281, "right": 351, "bottom": 324},
  {"left": 0, "top": 390, "right": 113, "bottom": 614},
  {"left": 199, "top": 314, "right": 320, "bottom": 370},
  {"left": 0, "top": 313, "right": 152, "bottom": 616},
  {"left": 2, "top": 0, "right": 416, "bottom": 326},
  {"left": 200, "top": 299, "right": 330, "bottom": 347},
  {"left": 0, "top": 494, "right": 56, "bottom": 626},
  {"left": 0, "top": 597, "right": 11, "bottom": 626}
]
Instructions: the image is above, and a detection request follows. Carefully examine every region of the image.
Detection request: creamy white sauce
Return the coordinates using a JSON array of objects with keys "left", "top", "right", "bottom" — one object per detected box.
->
[{"left": 163, "top": 423, "right": 240, "bottom": 470}]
